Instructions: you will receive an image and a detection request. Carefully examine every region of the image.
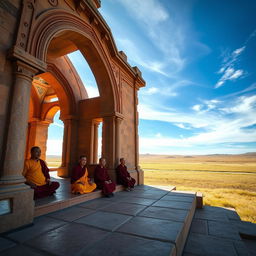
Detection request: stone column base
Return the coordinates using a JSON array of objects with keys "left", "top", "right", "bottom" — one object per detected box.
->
[
  {"left": 137, "top": 168, "right": 144, "bottom": 185},
  {"left": 0, "top": 186, "right": 34, "bottom": 233},
  {"left": 57, "top": 166, "right": 71, "bottom": 178}
]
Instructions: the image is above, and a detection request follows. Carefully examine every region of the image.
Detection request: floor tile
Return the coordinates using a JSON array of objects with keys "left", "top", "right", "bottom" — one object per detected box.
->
[
  {"left": 74, "top": 211, "right": 132, "bottom": 231},
  {"left": 139, "top": 206, "right": 188, "bottom": 222},
  {"left": 190, "top": 219, "right": 208, "bottom": 235},
  {"left": 194, "top": 206, "right": 229, "bottom": 222},
  {"left": 47, "top": 206, "right": 95, "bottom": 222},
  {"left": 116, "top": 196, "right": 157, "bottom": 206},
  {"left": 208, "top": 220, "right": 241, "bottom": 241},
  {"left": 6, "top": 216, "right": 67, "bottom": 243},
  {"left": 117, "top": 216, "right": 183, "bottom": 243},
  {"left": 82, "top": 232, "right": 174, "bottom": 256},
  {"left": 0, "top": 237, "right": 16, "bottom": 252},
  {"left": 152, "top": 200, "right": 192, "bottom": 210},
  {"left": 1, "top": 245, "right": 47, "bottom": 256},
  {"left": 183, "top": 233, "right": 237, "bottom": 256},
  {"left": 101, "top": 202, "right": 147, "bottom": 216},
  {"left": 25, "top": 223, "right": 109, "bottom": 256},
  {"left": 161, "top": 195, "right": 194, "bottom": 203},
  {"left": 78, "top": 198, "right": 115, "bottom": 210}
]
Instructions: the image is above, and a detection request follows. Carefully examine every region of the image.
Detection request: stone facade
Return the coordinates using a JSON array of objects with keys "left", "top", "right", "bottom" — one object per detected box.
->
[{"left": 0, "top": 0, "right": 145, "bottom": 233}]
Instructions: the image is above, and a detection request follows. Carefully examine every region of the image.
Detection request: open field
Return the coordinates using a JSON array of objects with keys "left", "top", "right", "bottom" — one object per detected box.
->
[
  {"left": 46, "top": 154, "right": 256, "bottom": 223},
  {"left": 141, "top": 153, "right": 256, "bottom": 223}
]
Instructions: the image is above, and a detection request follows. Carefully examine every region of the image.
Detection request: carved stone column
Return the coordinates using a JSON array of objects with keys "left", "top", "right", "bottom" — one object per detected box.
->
[
  {"left": 58, "top": 118, "right": 77, "bottom": 177},
  {"left": 1, "top": 61, "right": 37, "bottom": 186},
  {"left": 0, "top": 61, "right": 37, "bottom": 233},
  {"left": 115, "top": 116, "right": 123, "bottom": 167},
  {"left": 93, "top": 120, "right": 100, "bottom": 164},
  {"left": 102, "top": 116, "right": 116, "bottom": 181},
  {"left": 26, "top": 119, "right": 51, "bottom": 161}
]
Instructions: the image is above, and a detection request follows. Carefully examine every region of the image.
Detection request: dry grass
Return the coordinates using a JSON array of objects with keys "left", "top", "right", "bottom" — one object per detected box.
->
[
  {"left": 141, "top": 154, "right": 256, "bottom": 223},
  {"left": 46, "top": 154, "right": 256, "bottom": 223}
]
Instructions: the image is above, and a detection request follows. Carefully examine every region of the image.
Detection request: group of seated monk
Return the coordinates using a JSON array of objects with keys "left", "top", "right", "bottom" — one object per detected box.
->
[{"left": 23, "top": 146, "right": 136, "bottom": 199}]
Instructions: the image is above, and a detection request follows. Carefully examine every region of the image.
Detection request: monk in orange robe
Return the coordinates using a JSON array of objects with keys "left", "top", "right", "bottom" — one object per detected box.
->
[
  {"left": 23, "top": 146, "right": 60, "bottom": 199},
  {"left": 116, "top": 158, "right": 135, "bottom": 191},
  {"left": 71, "top": 155, "right": 96, "bottom": 194},
  {"left": 94, "top": 158, "right": 116, "bottom": 197}
]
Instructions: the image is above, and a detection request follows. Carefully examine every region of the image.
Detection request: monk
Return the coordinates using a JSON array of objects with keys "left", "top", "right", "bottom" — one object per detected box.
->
[
  {"left": 116, "top": 158, "right": 135, "bottom": 191},
  {"left": 94, "top": 158, "right": 116, "bottom": 197},
  {"left": 71, "top": 155, "right": 96, "bottom": 194},
  {"left": 23, "top": 146, "right": 60, "bottom": 199}
]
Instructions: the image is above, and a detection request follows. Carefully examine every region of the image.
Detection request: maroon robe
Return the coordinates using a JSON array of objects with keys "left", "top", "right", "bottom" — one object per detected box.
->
[
  {"left": 94, "top": 165, "right": 116, "bottom": 195},
  {"left": 71, "top": 164, "right": 86, "bottom": 184},
  {"left": 116, "top": 164, "right": 135, "bottom": 188},
  {"left": 34, "top": 160, "right": 60, "bottom": 199}
]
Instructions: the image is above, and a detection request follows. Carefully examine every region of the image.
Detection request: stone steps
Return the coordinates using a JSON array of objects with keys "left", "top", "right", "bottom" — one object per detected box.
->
[{"left": 34, "top": 185, "right": 125, "bottom": 217}]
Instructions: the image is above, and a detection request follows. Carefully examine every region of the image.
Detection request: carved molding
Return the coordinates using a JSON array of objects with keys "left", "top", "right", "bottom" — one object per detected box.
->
[
  {"left": 48, "top": 0, "right": 58, "bottom": 7},
  {"left": 14, "top": 60, "right": 38, "bottom": 81}
]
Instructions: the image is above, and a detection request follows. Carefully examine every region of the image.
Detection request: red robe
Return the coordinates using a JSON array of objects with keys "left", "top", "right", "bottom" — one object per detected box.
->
[
  {"left": 116, "top": 164, "right": 135, "bottom": 188},
  {"left": 34, "top": 160, "right": 60, "bottom": 199},
  {"left": 94, "top": 165, "right": 116, "bottom": 195},
  {"left": 71, "top": 164, "right": 86, "bottom": 184}
]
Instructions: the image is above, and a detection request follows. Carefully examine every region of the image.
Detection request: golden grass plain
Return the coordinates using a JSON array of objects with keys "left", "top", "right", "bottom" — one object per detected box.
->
[
  {"left": 46, "top": 153, "right": 256, "bottom": 223},
  {"left": 140, "top": 153, "right": 256, "bottom": 223}
]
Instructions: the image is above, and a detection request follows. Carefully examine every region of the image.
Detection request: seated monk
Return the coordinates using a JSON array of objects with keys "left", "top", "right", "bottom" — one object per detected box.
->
[
  {"left": 116, "top": 158, "right": 135, "bottom": 191},
  {"left": 94, "top": 158, "right": 116, "bottom": 197},
  {"left": 23, "top": 146, "right": 60, "bottom": 199},
  {"left": 71, "top": 155, "right": 96, "bottom": 194}
]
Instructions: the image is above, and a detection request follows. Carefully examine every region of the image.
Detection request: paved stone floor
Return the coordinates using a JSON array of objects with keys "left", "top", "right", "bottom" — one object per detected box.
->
[
  {"left": 0, "top": 185, "right": 194, "bottom": 256},
  {"left": 183, "top": 206, "right": 256, "bottom": 256},
  {"left": 0, "top": 184, "right": 255, "bottom": 256}
]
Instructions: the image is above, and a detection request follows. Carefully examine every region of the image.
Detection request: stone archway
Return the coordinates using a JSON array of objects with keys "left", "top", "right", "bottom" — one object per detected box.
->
[{"left": 0, "top": 0, "right": 145, "bottom": 233}]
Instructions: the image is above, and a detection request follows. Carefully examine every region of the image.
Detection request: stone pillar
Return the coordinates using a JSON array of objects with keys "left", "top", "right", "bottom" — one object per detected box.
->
[
  {"left": 76, "top": 119, "right": 94, "bottom": 166},
  {"left": 134, "top": 85, "right": 144, "bottom": 185},
  {"left": 0, "top": 61, "right": 37, "bottom": 233},
  {"left": 26, "top": 119, "right": 51, "bottom": 160},
  {"left": 102, "top": 116, "right": 116, "bottom": 181},
  {"left": 58, "top": 118, "right": 77, "bottom": 177},
  {"left": 115, "top": 116, "right": 123, "bottom": 167},
  {"left": 93, "top": 121, "right": 100, "bottom": 164}
]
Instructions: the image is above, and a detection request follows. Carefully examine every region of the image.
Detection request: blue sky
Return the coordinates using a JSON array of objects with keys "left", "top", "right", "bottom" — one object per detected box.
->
[{"left": 47, "top": 0, "right": 256, "bottom": 156}]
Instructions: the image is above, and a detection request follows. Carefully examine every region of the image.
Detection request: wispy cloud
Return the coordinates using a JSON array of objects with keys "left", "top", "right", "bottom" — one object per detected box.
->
[
  {"left": 139, "top": 94, "right": 256, "bottom": 150},
  {"left": 215, "top": 29, "right": 256, "bottom": 88},
  {"left": 215, "top": 47, "right": 245, "bottom": 88},
  {"left": 118, "top": 0, "right": 208, "bottom": 75}
]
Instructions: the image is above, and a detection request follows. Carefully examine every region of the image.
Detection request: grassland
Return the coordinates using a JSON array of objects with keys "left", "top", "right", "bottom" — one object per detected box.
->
[
  {"left": 140, "top": 153, "right": 256, "bottom": 223},
  {"left": 46, "top": 153, "right": 256, "bottom": 223}
]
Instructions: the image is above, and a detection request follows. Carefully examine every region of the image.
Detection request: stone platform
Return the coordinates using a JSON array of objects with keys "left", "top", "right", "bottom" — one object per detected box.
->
[
  {"left": 0, "top": 185, "right": 196, "bottom": 256},
  {"left": 0, "top": 180, "right": 255, "bottom": 256}
]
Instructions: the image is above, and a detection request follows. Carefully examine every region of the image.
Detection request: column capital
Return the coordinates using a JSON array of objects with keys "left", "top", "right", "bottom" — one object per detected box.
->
[{"left": 14, "top": 60, "right": 38, "bottom": 81}]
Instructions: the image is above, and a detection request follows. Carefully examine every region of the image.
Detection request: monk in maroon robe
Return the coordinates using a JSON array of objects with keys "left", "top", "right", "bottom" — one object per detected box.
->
[
  {"left": 23, "top": 146, "right": 60, "bottom": 199},
  {"left": 116, "top": 158, "right": 135, "bottom": 191},
  {"left": 94, "top": 158, "right": 116, "bottom": 197}
]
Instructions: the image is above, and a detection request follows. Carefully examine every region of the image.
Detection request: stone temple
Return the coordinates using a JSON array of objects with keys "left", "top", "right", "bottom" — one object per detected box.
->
[{"left": 0, "top": 0, "right": 144, "bottom": 232}]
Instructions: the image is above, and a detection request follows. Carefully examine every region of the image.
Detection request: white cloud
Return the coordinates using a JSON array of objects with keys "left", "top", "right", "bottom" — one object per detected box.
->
[
  {"left": 215, "top": 67, "right": 244, "bottom": 88},
  {"left": 215, "top": 32, "right": 256, "bottom": 88},
  {"left": 192, "top": 104, "right": 202, "bottom": 112},
  {"left": 221, "top": 95, "right": 256, "bottom": 114},
  {"left": 138, "top": 93, "right": 256, "bottom": 150},
  {"left": 117, "top": 0, "right": 208, "bottom": 75}
]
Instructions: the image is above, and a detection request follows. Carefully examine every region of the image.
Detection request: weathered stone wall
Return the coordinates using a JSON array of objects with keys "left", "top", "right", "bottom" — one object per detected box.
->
[{"left": 120, "top": 77, "right": 136, "bottom": 170}]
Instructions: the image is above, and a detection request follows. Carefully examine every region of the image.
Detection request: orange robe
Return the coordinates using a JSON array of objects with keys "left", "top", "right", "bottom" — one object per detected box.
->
[
  {"left": 23, "top": 159, "right": 60, "bottom": 199},
  {"left": 71, "top": 165, "right": 96, "bottom": 194}
]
